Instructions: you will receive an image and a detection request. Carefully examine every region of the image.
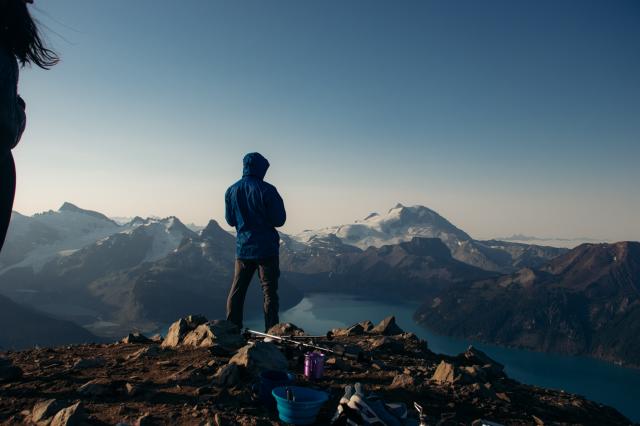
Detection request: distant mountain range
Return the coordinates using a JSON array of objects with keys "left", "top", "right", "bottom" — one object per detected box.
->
[
  {"left": 496, "top": 234, "right": 604, "bottom": 249},
  {"left": 0, "top": 202, "right": 637, "bottom": 368},
  {"left": 416, "top": 242, "right": 640, "bottom": 367},
  {"left": 0, "top": 204, "right": 301, "bottom": 338}
]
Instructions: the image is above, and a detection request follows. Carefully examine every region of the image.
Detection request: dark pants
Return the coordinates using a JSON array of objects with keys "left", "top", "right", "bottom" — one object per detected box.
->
[
  {"left": 0, "top": 153, "right": 16, "bottom": 253},
  {"left": 226, "top": 257, "right": 280, "bottom": 332}
]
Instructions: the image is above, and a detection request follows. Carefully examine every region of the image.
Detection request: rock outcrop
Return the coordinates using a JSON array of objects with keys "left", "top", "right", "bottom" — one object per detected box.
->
[
  {"left": 228, "top": 342, "right": 289, "bottom": 375},
  {"left": 161, "top": 316, "right": 242, "bottom": 352}
]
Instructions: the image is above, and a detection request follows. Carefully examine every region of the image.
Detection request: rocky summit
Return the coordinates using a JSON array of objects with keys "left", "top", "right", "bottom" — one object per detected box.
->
[{"left": 0, "top": 316, "right": 630, "bottom": 426}]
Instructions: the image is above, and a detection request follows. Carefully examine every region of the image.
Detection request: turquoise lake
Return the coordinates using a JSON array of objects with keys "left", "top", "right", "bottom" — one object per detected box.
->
[{"left": 246, "top": 293, "right": 640, "bottom": 423}]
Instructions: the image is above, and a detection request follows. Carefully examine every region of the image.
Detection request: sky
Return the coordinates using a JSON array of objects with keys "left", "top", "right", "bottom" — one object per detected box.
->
[{"left": 12, "top": 0, "right": 640, "bottom": 241}]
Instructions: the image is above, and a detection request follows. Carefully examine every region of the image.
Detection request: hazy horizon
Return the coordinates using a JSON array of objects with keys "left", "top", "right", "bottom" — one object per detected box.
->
[
  {"left": 10, "top": 200, "right": 629, "bottom": 244},
  {"left": 11, "top": 0, "right": 640, "bottom": 242}
]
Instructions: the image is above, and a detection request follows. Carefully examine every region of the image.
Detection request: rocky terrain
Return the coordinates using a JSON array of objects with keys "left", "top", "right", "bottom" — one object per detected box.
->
[
  {"left": 0, "top": 316, "right": 631, "bottom": 425},
  {"left": 416, "top": 242, "right": 640, "bottom": 368}
]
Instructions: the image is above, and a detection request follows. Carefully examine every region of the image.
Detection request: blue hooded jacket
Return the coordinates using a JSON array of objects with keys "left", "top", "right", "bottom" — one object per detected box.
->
[{"left": 225, "top": 153, "right": 286, "bottom": 259}]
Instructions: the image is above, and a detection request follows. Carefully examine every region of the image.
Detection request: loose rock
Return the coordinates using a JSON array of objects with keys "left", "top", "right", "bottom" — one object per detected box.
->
[
  {"left": 229, "top": 342, "right": 288, "bottom": 375},
  {"left": 121, "top": 332, "right": 153, "bottom": 344},
  {"left": 32, "top": 399, "right": 65, "bottom": 423},
  {"left": 371, "top": 316, "right": 404, "bottom": 335},
  {"left": 389, "top": 373, "right": 416, "bottom": 390},
  {"left": 432, "top": 360, "right": 462, "bottom": 384},
  {"left": 267, "top": 322, "right": 305, "bottom": 336},
  {"left": 50, "top": 402, "right": 84, "bottom": 426}
]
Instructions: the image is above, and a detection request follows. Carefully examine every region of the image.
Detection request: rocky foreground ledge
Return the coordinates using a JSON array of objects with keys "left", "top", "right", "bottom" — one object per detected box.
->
[{"left": 0, "top": 316, "right": 632, "bottom": 426}]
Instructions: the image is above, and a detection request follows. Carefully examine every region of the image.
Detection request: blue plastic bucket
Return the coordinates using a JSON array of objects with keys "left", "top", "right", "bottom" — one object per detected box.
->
[{"left": 272, "top": 386, "right": 329, "bottom": 425}]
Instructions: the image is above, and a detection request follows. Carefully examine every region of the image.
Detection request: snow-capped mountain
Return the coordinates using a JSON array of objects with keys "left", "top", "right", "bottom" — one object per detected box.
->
[
  {"left": 0, "top": 203, "right": 199, "bottom": 275},
  {"left": 0, "top": 203, "right": 121, "bottom": 273},
  {"left": 116, "top": 216, "right": 198, "bottom": 263},
  {"left": 293, "top": 204, "right": 567, "bottom": 272},
  {"left": 296, "top": 203, "right": 471, "bottom": 250}
]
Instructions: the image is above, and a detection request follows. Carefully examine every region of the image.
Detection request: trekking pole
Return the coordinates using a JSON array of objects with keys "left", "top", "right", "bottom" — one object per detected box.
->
[
  {"left": 244, "top": 329, "right": 363, "bottom": 361},
  {"left": 282, "top": 331, "right": 334, "bottom": 341}
]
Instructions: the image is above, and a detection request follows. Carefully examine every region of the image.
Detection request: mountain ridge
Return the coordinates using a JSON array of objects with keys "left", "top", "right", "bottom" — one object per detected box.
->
[{"left": 415, "top": 241, "right": 640, "bottom": 367}]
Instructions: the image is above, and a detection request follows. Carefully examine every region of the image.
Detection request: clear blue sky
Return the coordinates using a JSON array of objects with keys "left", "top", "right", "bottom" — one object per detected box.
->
[{"left": 13, "top": 0, "right": 640, "bottom": 241}]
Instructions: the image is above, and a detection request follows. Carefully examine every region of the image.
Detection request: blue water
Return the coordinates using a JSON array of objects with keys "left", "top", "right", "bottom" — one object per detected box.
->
[{"left": 246, "top": 293, "right": 640, "bottom": 423}]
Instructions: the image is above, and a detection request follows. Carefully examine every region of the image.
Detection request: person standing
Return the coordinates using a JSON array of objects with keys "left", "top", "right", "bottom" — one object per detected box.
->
[
  {"left": 225, "top": 152, "right": 286, "bottom": 332},
  {"left": 0, "top": 0, "right": 58, "bottom": 252}
]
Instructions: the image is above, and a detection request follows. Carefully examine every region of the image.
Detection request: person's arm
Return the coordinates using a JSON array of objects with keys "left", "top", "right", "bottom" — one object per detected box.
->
[
  {"left": 0, "top": 57, "right": 22, "bottom": 151},
  {"left": 225, "top": 188, "right": 237, "bottom": 227},
  {"left": 265, "top": 186, "right": 286, "bottom": 228}
]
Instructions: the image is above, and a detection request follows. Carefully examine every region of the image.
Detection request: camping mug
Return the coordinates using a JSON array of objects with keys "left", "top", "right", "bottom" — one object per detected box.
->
[{"left": 304, "top": 352, "right": 325, "bottom": 380}]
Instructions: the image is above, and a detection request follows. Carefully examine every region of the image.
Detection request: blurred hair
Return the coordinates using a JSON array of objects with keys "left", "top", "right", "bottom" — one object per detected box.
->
[{"left": 0, "top": 0, "right": 59, "bottom": 69}]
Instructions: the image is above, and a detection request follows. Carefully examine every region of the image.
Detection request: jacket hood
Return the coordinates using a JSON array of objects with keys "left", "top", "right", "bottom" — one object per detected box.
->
[{"left": 242, "top": 152, "right": 270, "bottom": 180}]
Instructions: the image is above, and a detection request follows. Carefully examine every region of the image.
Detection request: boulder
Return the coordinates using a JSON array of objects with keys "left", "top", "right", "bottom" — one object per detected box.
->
[
  {"left": 121, "top": 332, "right": 153, "bottom": 344},
  {"left": 215, "top": 363, "right": 241, "bottom": 387},
  {"left": 267, "top": 322, "right": 305, "bottom": 336},
  {"left": 359, "top": 320, "right": 374, "bottom": 332},
  {"left": 183, "top": 324, "right": 217, "bottom": 347},
  {"left": 371, "top": 316, "right": 404, "bottom": 335},
  {"left": 333, "top": 320, "right": 375, "bottom": 336},
  {"left": 182, "top": 321, "right": 244, "bottom": 350},
  {"left": 162, "top": 318, "right": 191, "bottom": 348},
  {"left": 50, "top": 402, "right": 84, "bottom": 426},
  {"left": 389, "top": 373, "right": 416, "bottom": 390},
  {"left": 432, "top": 360, "right": 462, "bottom": 384},
  {"left": 229, "top": 342, "right": 288, "bottom": 375},
  {"left": 32, "top": 399, "right": 65, "bottom": 423},
  {"left": 162, "top": 315, "right": 209, "bottom": 348}
]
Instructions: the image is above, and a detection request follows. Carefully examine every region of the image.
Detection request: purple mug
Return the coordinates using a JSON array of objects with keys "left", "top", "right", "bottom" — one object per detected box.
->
[{"left": 304, "top": 352, "right": 325, "bottom": 380}]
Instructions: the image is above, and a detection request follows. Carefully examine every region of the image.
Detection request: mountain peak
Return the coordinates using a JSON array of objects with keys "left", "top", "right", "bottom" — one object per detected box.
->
[
  {"left": 58, "top": 202, "right": 118, "bottom": 225},
  {"left": 201, "top": 220, "right": 232, "bottom": 241},
  {"left": 390, "top": 203, "right": 405, "bottom": 212},
  {"left": 59, "top": 202, "right": 82, "bottom": 212}
]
